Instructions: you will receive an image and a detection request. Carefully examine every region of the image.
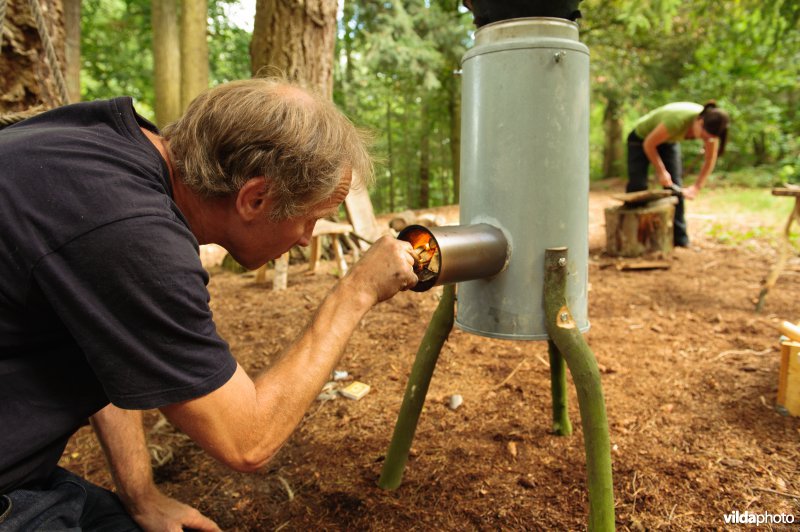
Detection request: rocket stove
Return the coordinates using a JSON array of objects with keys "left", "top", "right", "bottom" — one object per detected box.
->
[
  {"left": 383, "top": 18, "right": 614, "bottom": 522},
  {"left": 399, "top": 17, "right": 590, "bottom": 340}
]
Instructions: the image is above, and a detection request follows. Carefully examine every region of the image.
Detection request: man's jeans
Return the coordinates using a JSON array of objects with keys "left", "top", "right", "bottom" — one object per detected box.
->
[{"left": 0, "top": 467, "right": 140, "bottom": 531}]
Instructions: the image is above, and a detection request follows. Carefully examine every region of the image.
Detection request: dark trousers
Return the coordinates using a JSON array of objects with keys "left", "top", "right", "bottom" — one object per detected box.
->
[
  {"left": 0, "top": 467, "right": 140, "bottom": 531},
  {"left": 626, "top": 130, "right": 689, "bottom": 246}
]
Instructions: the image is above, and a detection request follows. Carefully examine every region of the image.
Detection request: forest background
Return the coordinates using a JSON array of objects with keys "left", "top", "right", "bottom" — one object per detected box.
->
[{"left": 13, "top": 0, "right": 800, "bottom": 214}]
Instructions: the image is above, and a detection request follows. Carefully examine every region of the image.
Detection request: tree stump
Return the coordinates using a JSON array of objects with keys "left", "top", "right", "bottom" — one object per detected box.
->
[{"left": 604, "top": 197, "right": 676, "bottom": 258}]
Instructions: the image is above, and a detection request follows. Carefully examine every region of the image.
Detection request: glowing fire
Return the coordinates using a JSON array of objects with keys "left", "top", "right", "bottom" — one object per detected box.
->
[{"left": 406, "top": 228, "right": 440, "bottom": 283}]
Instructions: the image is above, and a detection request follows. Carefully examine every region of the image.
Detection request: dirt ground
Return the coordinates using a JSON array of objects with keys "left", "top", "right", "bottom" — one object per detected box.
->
[{"left": 62, "top": 183, "right": 800, "bottom": 530}]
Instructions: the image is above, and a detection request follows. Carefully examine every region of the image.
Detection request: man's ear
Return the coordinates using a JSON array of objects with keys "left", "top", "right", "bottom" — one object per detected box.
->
[{"left": 235, "top": 177, "right": 272, "bottom": 222}]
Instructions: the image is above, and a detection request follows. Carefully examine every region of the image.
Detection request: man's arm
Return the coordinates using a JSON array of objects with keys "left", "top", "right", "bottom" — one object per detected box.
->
[
  {"left": 161, "top": 236, "right": 418, "bottom": 471},
  {"left": 642, "top": 123, "right": 673, "bottom": 187},
  {"left": 90, "top": 404, "right": 220, "bottom": 531}
]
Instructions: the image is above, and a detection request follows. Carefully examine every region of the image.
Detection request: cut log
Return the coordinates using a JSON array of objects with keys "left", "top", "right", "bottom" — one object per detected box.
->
[{"left": 604, "top": 198, "right": 675, "bottom": 258}]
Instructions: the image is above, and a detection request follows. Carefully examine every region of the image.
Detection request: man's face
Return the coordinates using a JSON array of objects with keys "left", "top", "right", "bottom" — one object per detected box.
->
[{"left": 230, "top": 170, "right": 353, "bottom": 270}]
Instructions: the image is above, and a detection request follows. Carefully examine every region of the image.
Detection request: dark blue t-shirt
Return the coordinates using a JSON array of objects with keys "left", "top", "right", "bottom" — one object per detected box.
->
[{"left": 0, "top": 98, "right": 237, "bottom": 493}]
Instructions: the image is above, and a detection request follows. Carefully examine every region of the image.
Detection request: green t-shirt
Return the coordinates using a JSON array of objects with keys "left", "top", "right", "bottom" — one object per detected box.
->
[{"left": 633, "top": 102, "right": 703, "bottom": 142}]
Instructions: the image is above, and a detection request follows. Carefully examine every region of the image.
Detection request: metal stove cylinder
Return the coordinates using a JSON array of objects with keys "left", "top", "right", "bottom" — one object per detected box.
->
[
  {"left": 457, "top": 17, "right": 590, "bottom": 340},
  {"left": 398, "top": 224, "right": 509, "bottom": 292}
]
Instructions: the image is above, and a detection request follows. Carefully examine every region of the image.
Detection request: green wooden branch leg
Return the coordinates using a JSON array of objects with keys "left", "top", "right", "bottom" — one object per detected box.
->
[
  {"left": 548, "top": 339, "right": 573, "bottom": 436},
  {"left": 378, "top": 284, "right": 455, "bottom": 490},
  {"left": 544, "top": 248, "right": 615, "bottom": 532}
]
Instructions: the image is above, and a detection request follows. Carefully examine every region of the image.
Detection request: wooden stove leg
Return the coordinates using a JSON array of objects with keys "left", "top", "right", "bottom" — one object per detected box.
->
[
  {"left": 548, "top": 339, "right": 573, "bottom": 436},
  {"left": 544, "top": 248, "right": 615, "bottom": 532},
  {"left": 378, "top": 285, "right": 455, "bottom": 490}
]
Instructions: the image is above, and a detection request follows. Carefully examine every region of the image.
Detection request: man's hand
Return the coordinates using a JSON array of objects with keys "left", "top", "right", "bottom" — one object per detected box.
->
[
  {"left": 343, "top": 236, "right": 419, "bottom": 304},
  {"left": 126, "top": 487, "right": 220, "bottom": 532},
  {"left": 682, "top": 183, "right": 699, "bottom": 200},
  {"left": 90, "top": 406, "right": 219, "bottom": 532}
]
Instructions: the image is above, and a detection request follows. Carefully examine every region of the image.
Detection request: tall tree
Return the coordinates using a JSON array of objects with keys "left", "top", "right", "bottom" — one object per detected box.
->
[
  {"left": 251, "top": 0, "right": 337, "bottom": 97},
  {"left": 250, "top": 0, "right": 338, "bottom": 290},
  {"left": 0, "top": 0, "right": 66, "bottom": 114},
  {"left": 64, "top": 0, "right": 80, "bottom": 102},
  {"left": 152, "top": 0, "right": 181, "bottom": 126},
  {"left": 180, "top": 0, "right": 209, "bottom": 109}
]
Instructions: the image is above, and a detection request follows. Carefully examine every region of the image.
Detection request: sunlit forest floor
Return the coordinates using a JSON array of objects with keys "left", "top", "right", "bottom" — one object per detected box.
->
[{"left": 62, "top": 180, "right": 800, "bottom": 530}]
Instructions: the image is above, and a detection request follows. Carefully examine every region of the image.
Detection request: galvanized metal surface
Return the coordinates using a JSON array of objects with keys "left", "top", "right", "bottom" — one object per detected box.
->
[
  {"left": 457, "top": 17, "right": 590, "bottom": 340},
  {"left": 398, "top": 224, "right": 509, "bottom": 292}
]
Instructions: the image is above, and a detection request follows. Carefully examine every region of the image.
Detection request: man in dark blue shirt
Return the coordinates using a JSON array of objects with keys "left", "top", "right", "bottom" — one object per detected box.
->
[{"left": 0, "top": 78, "right": 418, "bottom": 529}]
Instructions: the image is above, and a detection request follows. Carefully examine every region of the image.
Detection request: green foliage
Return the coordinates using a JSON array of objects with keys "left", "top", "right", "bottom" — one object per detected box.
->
[
  {"left": 80, "top": 0, "right": 251, "bottom": 121},
  {"left": 79, "top": 0, "right": 799, "bottom": 208},
  {"left": 81, "top": 0, "right": 154, "bottom": 117},
  {"left": 208, "top": 1, "right": 252, "bottom": 83},
  {"left": 702, "top": 187, "right": 800, "bottom": 250},
  {"left": 334, "top": 0, "right": 472, "bottom": 212}
]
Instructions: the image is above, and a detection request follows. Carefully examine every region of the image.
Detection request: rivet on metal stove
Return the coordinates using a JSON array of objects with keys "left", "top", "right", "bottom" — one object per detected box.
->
[{"left": 560, "top": 312, "right": 569, "bottom": 322}]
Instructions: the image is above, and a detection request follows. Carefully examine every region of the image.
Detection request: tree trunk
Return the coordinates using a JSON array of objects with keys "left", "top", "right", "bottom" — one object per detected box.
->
[
  {"left": 180, "top": 0, "right": 209, "bottom": 110},
  {"left": 251, "top": 0, "right": 337, "bottom": 98},
  {"left": 418, "top": 100, "right": 430, "bottom": 208},
  {"left": 601, "top": 97, "right": 624, "bottom": 179},
  {"left": 63, "top": 0, "right": 80, "bottom": 102},
  {"left": 250, "top": 0, "right": 337, "bottom": 291},
  {"left": 152, "top": 0, "right": 182, "bottom": 127},
  {"left": 0, "top": 0, "right": 65, "bottom": 114},
  {"left": 386, "top": 96, "right": 395, "bottom": 212}
]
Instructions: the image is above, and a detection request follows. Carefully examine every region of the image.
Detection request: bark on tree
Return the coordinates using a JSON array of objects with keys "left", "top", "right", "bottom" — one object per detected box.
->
[
  {"left": 0, "top": 0, "right": 65, "bottom": 114},
  {"left": 251, "top": 0, "right": 337, "bottom": 98},
  {"left": 152, "top": 0, "right": 182, "bottom": 127},
  {"left": 180, "top": 0, "right": 209, "bottom": 110},
  {"left": 418, "top": 100, "right": 431, "bottom": 208},
  {"left": 601, "top": 97, "right": 624, "bottom": 178},
  {"left": 604, "top": 199, "right": 675, "bottom": 258},
  {"left": 63, "top": 0, "right": 79, "bottom": 103},
  {"left": 250, "top": 0, "right": 338, "bottom": 291}
]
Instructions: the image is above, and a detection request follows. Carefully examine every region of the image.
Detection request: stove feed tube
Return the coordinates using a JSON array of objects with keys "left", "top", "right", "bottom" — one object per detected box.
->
[
  {"left": 457, "top": 18, "right": 591, "bottom": 340},
  {"left": 398, "top": 224, "right": 509, "bottom": 292}
]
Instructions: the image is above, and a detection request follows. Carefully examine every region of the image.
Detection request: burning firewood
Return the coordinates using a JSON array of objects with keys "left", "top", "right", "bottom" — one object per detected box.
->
[{"left": 412, "top": 238, "right": 440, "bottom": 283}]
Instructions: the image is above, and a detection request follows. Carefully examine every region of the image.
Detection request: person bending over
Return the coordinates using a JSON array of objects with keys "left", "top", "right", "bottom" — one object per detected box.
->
[
  {"left": 0, "top": 78, "right": 418, "bottom": 530},
  {"left": 626, "top": 101, "right": 730, "bottom": 247}
]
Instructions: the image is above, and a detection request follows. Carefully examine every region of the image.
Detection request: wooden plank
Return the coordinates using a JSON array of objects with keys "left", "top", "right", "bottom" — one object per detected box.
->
[
  {"left": 344, "top": 186, "right": 384, "bottom": 249},
  {"left": 772, "top": 186, "right": 800, "bottom": 198},
  {"left": 611, "top": 189, "right": 674, "bottom": 204},
  {"left": 615, "top": 260, "right": 671, "bottom": 271},
  {"left": 777, "top": 341, "right": 800, "bottom": 416},
  {"left": 312, "top": 219, "right": 353, "bottom": 237}
]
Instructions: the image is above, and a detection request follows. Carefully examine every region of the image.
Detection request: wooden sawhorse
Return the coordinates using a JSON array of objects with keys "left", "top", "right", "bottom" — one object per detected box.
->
[{"left": 755, "top": 186, "right": 800, "bottom": 312}]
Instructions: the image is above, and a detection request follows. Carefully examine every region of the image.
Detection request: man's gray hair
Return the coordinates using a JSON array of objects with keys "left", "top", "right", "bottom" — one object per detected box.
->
[{"left": 162, "top": 77, "right": 373, "bottom": 220}]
